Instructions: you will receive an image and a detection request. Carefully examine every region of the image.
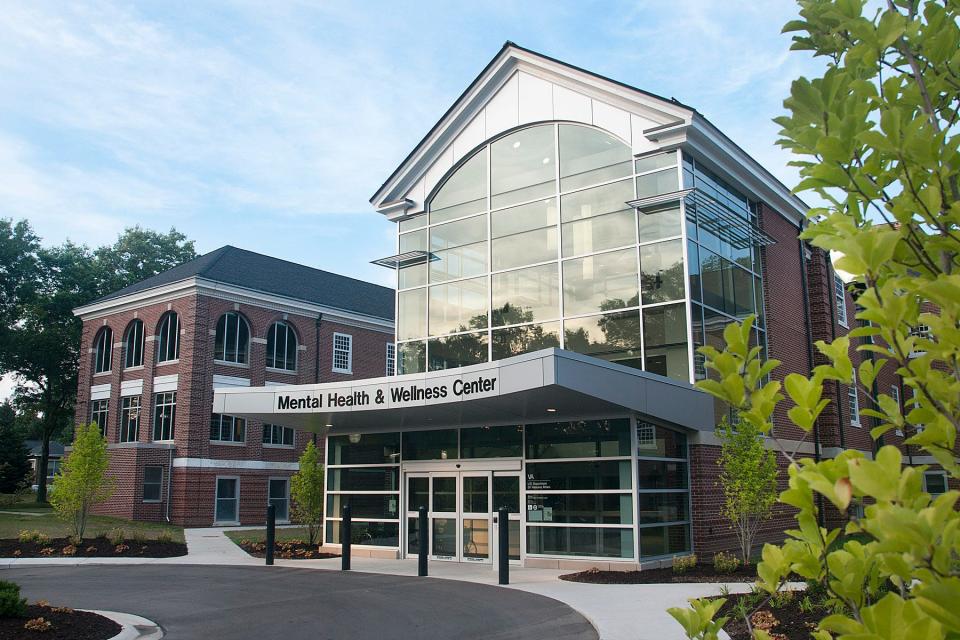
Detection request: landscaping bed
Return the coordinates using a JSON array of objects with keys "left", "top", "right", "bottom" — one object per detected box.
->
[
  {"left": 719, "top": 589, "right": 820, "bottom": 640},
  {"left": 560, "top": 563, "right": 758, "bottom": 584},
  {"left": 0, "top": 535, "right": 186, "bottom": 558},
  {"left": 235, "top": 538, "right": 338, "bottom": 560},
  {"left": 0, "top": 604, "right": 121, "bottom": 640}
]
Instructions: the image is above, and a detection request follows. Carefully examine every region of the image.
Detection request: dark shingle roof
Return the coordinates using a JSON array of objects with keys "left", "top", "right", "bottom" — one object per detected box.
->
[
  {"left": 25, "top": 440, "right": 65, "bottom": 457},
  {"left": 86, "top": 246, "right": 394, "bottom": 321}
]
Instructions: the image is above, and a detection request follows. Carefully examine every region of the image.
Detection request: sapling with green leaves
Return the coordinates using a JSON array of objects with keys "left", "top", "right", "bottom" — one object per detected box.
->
[
  {"left": 290, "top": 440, "right": 325, "bottom": 546},
  {"left": 48, "top": 422, "right": 113, "bottom": 542},
  {"left": 669, "top": 1, "right": 960, "bottom": 638}
]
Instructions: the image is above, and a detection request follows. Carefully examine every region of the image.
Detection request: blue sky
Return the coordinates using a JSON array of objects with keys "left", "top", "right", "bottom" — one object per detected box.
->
[{"left": 0, "top": 0, "right": 819, "bottom": 290}]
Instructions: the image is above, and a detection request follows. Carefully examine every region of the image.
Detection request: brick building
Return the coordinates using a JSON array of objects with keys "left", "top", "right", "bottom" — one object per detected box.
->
[{"left": 73, "top": 246, "right": 394, "bottom": 526}]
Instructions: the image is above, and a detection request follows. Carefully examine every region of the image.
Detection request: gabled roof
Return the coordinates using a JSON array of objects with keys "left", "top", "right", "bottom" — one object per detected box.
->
[
  {"left": 371, "top": 41, "right": 808, "bottom": 224},
  {"left": 81, "top": 246, "right": 394, "bottom": 321}
]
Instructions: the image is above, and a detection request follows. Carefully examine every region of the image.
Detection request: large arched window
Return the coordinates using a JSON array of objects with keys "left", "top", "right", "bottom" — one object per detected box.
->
[
  {"left": 266, "top": 321, "right": 297, "bottom": 371},
  {"left": 93, "top": 327, "right": 113, "bottom": 374},
  {"left": 214, "top": 312, "right": 250, "bottom": 364},
  {"left": 156, "top": 312, "right": 180, "bottom": 363},
  {"left": 124, "top": 319, "right": 145, "bottom": 368}
]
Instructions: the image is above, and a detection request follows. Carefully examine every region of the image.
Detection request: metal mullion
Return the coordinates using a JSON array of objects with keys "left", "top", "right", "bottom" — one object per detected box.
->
[
  {"left": 525, "top": 522, "right": 633, "bottom": 529},
  {"left": 555, "top": 306, "right": 641, "bottom": 324},
  {"left": 637, "top": 234, "right": 684, "bottom": 248},
  {"left": 636, "top": 488, "right": 690, "bottom": 494},
  {"left": 553, "top": 124, "right": 565, "bottom": 349},
  {"left": 525, "top": 490, "right": 631, "bottom": 495},
  {"left": 636, "top": 520, "right": 690, "bottom": 529},
  {"left": 561, "top": 241, "right": 640, "bottom": 263},
  {"left": 526, "top": 456, "right": 632, "bottom": 464},
  {"left": 636, "top": 456, "right": 687, "bottom": 462}
]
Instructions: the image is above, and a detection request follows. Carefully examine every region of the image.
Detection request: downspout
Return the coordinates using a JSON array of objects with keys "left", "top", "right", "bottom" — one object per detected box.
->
[
  {"left": 313, "top": 314, "right": 323, "bottom": 447},
  {"left": 165, "top": 446, "right": 173, "bottom": 522},
  {"left": 798, "top": 233, "right": 825, "bottom": 527},
  {"left": 827, "top": 260, "right": 846, "bottom": 450}
]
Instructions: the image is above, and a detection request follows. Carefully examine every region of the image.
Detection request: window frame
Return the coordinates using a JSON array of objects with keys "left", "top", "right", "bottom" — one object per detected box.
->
[
  {"left": 119, "top": 396, "right": 141, "bottom": 443},
  {"left": 124, "top": 320, "right": 145, "bottom": 369},
  {"left": 923, "top": 470, "right": 948, "bottom": 496},
  {"left": 332, "top": 333, "right": 353, "bottom": 374},
  {"left": 214, "top": 311, "right": 250, "bottom": 365},
  {"left": 93, "top": 327, "right": 113, "bottom": 374},
  {"left": 142, "top": 465, "right": 163, "bottom": 503},
  {"left": 386, "top": 343, "right": 396, "bottom": 376},
  {"left": 262, "top": 423, "right": 294, "bottom": 448},
  {"left": 90, "top": 399, "right": 109, "bottom": 437},
  {"left": 848, "top": 385, "right": 860, "bottom": 426},
  {"left": 156, "top": 312, "right": 180, "bottom": 363},
  {"left": 835, "top": 274, "right": 849, "bottom": 327},
  {"left": 268, "top": 477, "right": 291, "bottom": 523},
  {"left": 266, "top": 321, "right": 298, "bottom": 372},
  {"left": 210, "top": 413, "right": 246, "bottom": 444},
  {"left": 214, "top": 476, "right": 241, "bottom": 525},
  {"left": 152, "top": 391, "right": 177, "bottom": 441}
]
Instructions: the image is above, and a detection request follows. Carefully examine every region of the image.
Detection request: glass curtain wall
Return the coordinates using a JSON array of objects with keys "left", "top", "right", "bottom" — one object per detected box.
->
[
  {"left": 636, "top": 422, "right": 691, "bottom": 558},
  {"left": 396, "top": 123, "right": 689, "bottom": 381}
]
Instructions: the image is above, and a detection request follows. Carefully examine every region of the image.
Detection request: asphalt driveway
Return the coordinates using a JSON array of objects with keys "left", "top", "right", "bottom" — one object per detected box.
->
[{"left": 4, "top": 564, "right": 597, "bottom": 640}]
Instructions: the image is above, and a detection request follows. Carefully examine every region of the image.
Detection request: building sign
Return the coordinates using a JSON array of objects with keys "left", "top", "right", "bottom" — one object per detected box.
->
[
  {"left": 526, "top": 473, "right": 550, "bottom": 491},
  {"left": 274, "top": 374, "right": 499, "bottom": 414}
]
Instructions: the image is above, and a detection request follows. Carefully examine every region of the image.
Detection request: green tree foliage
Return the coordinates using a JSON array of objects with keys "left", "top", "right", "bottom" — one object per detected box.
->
[
  {"left": 0, "top": 401, "right": 31, "bottom": 494},
  {"left": 49, "top": 422, "right": 113, "bottom": 542},
  {"left": 669, "top": 1, "right": 960, "bottom": 638},
  {"left": 290, "top": 441, "right": 324, "bottom": 546},
  {"left": 0, "top": 221, "right": 196, "bottom": 502},
  {"left": 716, "top": 414, "right": 779, "bottom": 564}
]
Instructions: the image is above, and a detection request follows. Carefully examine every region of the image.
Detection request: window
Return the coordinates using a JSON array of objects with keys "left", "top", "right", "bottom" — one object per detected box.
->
[
  {"left": 143, "top": 466, "right": 162, "bottom": 502},
  {"left": 210, "top": 414, "right": 246, "bottom": 443},
  {"left": 156, "top": 313, "right": 180, "bottom": 363},
  {"left": 214, "top": 312, "right": 250, "bottom": 364},
  {"left": 215, "top": 477, "right": 239, "bottom": 523},
  {"left": 923, "top": 471, "right": 948, "bottom": 496},
  {"left": 268, "top": 478, "right": 290, "bottom": 522},
  {"left": 119, "top": 396, "right": 141, "bottom": 443},
  {"left": 153, "top": 392, "right": 176, "bottom": 441},
  {"left": 90, "top": 399, "right": 109, "bottom": 437},
  {"left": 93, "top": 327, "right": 113, "bottom": 374},
  {"left": 124, "top": 320, "right": 144, "bottom": 368},
  {"left": 332, "top": 333, "right": 352, "bottom": 373},
  {"left": 848, "top": 386, "right": 860, "bottom": 426},
  {"left": 835, "top": 274, "right": 848, "bottom": 327},
  {"left": 263, "top": 424, "right": 294, "bottom": 447},
  {"left": 385, "top": 343, "right": 396, "bottom": 376},
  {"left": 266, "top": 321, "right": 297, "bottom": 371}
]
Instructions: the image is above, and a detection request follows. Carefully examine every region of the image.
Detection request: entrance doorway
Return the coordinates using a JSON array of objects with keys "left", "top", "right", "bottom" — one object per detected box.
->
[{"left": 405, "top": 470, "right": 521, "bottom": 563}]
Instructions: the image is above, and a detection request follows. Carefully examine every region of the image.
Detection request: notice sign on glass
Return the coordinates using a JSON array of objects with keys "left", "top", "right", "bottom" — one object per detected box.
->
[
  {"left": 527, "top": 497, "right": 553, "bottom": 522},
  {"left": 526, "top": 473, "right": 550, "bottom": 491}
]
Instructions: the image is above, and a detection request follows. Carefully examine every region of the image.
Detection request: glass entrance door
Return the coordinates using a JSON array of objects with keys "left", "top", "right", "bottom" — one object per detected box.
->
[{"left": 404, "top": 470, "right": 520, "bottom": 564}]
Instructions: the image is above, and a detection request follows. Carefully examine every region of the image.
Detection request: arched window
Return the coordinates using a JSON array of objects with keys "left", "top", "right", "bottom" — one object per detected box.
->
[
  {"left": 214, "top": 312, "right": 249, "bottom": 364},
  {"left": 156, "top": 312, "right": 180, "bottom": 363},
  {"left": 124, "top": 319, "right": 145, "bottom": 368},
  {"left": 93, "top": 327, "right": 113, "bottom": 374},
  {"left": 266, "top": 321, "right": 297, "bottom": 371}
]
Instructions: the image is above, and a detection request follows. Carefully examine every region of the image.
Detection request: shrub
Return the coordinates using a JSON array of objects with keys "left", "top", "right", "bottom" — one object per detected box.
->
[
  {"left": 291, "top": 441, "right": 324, "bottom": 546},
  {"left": 672, "top": 554, "right": 698, "bottom": 574},
  {"left": 23, "top": 617, "right": 52, "bottom": 632},
  {"left": 107, "top": 528, "right": 125, "bottom": 546},
  {"left": 17, "top": 530, "right": 49, "bottom": 545},
  {"left": 49, "top": 422, "right": 113, "bottom": 543},
  {"left": 0, "top": 581, "right": 28, "bottom": 618},
  {"left": 770, "top": 589, "right": 796, "bottom": 609},
  {"left": 0, "top": 494, "right": 17, "bottom": 508},
  {"left": 712, "top": 551, "right": 741, "bottom": 575},
  {"left": 60, "top": 545, "right": 76, "bottom": 557},
  {"left": 131, "top": 530, "right": 146, "bottom": 544},
  {"left": 155, "top": 530, "right": 173, "bottom": 544}
]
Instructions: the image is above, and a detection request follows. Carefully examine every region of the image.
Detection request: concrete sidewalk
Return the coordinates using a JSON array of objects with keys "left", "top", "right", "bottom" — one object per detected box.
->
[{"left": 0, "top": 527, "right": 749, "bottom": 640}]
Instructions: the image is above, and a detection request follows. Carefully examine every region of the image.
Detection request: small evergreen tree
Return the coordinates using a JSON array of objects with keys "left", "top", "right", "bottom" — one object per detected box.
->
[
  {"left": 0, "top": 402, "right": 30, "bottom": 494},
  {"left": 49, "top": 422, "right": 113, "bottom": 542},
  {"left": 716, "top": 416, "right": 779, "bottom": 564},
  {"left": 290, "top": 441, "right": 324, "bottom": 546}
]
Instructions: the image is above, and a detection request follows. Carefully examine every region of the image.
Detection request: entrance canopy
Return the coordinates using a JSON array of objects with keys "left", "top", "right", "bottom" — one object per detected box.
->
[{"left": 214, "top": 348, "right": 714, "bottom": 434}]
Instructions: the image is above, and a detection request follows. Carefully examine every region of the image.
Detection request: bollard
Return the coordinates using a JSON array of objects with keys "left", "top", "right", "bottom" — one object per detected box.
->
[
  {"left": 341, "top": 504, "right": 352, "bottom": 571},
  {"left": 418, "top": 506, "right": 428, "bottom": 576},
  {"left": 498, "top": 506, "right": 509, "bottom": 585},
  {"left": 265, "top": 504, "right": 276, "bottom": 566}
]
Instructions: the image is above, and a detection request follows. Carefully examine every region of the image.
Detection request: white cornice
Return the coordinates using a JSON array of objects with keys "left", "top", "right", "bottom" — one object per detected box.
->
[{"left": 74, "top": 278, "right": 394, "bottom": 332}]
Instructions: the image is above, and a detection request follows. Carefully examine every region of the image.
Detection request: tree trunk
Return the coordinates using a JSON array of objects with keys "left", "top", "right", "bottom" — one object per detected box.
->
[{"left": 36, "top": 435, "right": 50, "bottom": 503}]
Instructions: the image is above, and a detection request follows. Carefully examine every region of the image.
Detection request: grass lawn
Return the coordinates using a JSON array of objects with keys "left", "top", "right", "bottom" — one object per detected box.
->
[
  {"left": 225, "top": 527, "right": 317, "bottom": 546},
  {"left": 0, "top": 499, "right": 184, "bottom": 543}
]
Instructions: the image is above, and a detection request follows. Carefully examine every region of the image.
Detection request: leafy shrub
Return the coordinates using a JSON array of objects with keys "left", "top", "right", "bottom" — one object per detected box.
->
[
  {"left": 770, "top": 589, "right": 796, "bottom": 609},
  {"left": 60, "top": 545, "right": 77, "bottom": 557},
  {"left": 17, "top": 530, "right": 50, "bottom": 545},
  {"left": 23, "top": 617, "right": 52, "bottom": 632},
  {"left": 0, "top": 581, "right": 28, "bottom": 618},
  {"left": 107, "top": 528, "right": 125, "bottom": 546},
  {"left": 712, "top": 551, "right": 741, "bottom": 575},
  {"left": 672, "top": 554, "right": 698, "bottom": 574}
]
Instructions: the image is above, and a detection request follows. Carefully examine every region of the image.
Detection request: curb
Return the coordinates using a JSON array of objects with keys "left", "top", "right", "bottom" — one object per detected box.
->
[{"left": 80, "top": 610, "right": 163, "bottom": 640}]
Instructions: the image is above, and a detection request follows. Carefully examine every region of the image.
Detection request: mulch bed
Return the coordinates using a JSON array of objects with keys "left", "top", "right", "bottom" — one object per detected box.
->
[
  {"left": 0, "top": 604, "right": 121, "bottom": 640},
  {"left": 560, "top": 564, "right": 759, "bottom": 584},
  {"left": 719, "top": 591, "right": 819, "bottom": 640},
  {"left": 0, "top": 537, "right": 187, "bottom": 558},
  {"left": 236, "top": 539, "right": 339, "bottom": 560}
]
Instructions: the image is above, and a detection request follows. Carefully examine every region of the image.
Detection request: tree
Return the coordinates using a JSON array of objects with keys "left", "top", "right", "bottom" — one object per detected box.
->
[
  {"left": 0, "top": 402, "right": 30, "bottom": 494},
  {"left": 49, "top": 422, "right": 113, "bottom": 542},
  {"left": 669, "top": 1, "right": 960, "bottom": 638},
  {"left": 0, "top": 221, "right": 196, "bottom": 503},
  {"left": 716, "top": 415, "right": 779, "bottom": 564},
  {"left": 290, "top": 441, "right": 324, "bottom": 546}
]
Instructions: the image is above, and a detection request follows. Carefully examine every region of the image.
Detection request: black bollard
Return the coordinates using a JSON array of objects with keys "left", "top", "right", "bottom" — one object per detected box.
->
[
  {"left": 341, "top": 504, "right": 352, "bottom": 571},
  {"left": 498, "top": 507, "right": 509, "bottom": 585},
  {"left": 418, "top": 506, "right": 428, "bottom": 576},
  {"left": 265, "top": 504, "right": 276, "bottom": 566}
]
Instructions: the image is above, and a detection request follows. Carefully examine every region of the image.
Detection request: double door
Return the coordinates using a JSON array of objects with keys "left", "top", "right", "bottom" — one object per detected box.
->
[{"left": 405, "top": 470, "right": 520, "bottom": 563}]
